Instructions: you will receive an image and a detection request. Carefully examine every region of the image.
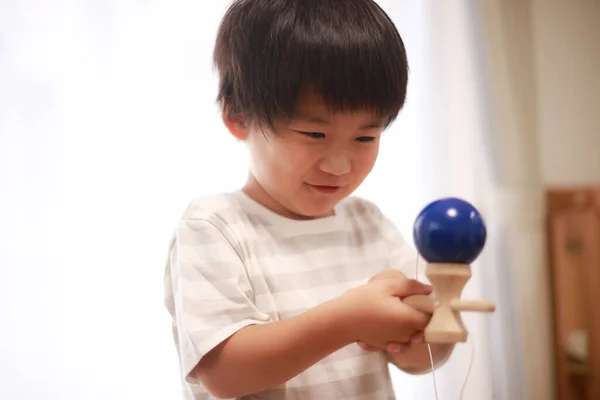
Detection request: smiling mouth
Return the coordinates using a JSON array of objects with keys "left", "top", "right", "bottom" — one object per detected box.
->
[{"left": 306, "top": 184, "right": 342, "bottom": 195}]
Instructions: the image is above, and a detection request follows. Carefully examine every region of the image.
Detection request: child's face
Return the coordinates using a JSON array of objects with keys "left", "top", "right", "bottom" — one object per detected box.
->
[{"left": 229, "top": 91, "right": 386, "bottom": 220}]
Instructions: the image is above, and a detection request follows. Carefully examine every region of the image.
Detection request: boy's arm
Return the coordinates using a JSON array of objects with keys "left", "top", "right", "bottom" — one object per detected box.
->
[
  {"left": 193, "top": 297, "right": 353, "bottom": 399},
  {"left": 195, "top": 277, "right": 433, "bottom": 398},
  {"left": 386, "top": 343, "right": 454, "bottom": 374}
]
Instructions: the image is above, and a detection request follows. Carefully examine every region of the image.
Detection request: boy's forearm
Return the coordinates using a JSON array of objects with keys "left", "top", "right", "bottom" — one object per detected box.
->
[
  {"left": 387, "top": 343, "right": 455, "bottom": 374},
  {"left": 194, "top": 297, "right": 354, "bottom": 399}
]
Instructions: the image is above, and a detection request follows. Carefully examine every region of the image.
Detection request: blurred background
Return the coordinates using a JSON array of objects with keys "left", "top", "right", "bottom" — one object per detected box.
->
[{"left": 0, "top": 0, "right": 598, "bottom": 399}]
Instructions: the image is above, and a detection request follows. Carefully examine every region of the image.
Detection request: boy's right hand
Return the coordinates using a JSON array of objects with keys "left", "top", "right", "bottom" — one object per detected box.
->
[{"left": 339, "top": 270, "right": 432, "bottom": 351}]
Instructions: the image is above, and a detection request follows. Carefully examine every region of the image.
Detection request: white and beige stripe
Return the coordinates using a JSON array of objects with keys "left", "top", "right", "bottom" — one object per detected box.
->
[{"left": 164, "top": 191, "right": 418, "bottom": 399}]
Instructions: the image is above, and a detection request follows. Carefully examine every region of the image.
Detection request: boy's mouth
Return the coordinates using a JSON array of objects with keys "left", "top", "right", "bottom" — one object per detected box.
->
[{"left": 306, "top": 184, "right": 342, "bottom": 195}]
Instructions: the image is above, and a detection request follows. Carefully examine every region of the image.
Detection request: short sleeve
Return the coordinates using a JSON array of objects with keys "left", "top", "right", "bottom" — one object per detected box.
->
[{"left": 165, "top": 217, "right": 271, "bottom": 384}]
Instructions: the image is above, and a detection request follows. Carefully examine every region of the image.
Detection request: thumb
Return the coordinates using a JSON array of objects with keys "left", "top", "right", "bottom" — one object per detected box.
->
[{"left": 386, "top": 278, "right": 432, "bottom": 298}]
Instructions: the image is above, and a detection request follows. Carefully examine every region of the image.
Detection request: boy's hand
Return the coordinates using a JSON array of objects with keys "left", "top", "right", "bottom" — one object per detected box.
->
[
  {"left": 357, "top": 269, "right": 432, "bottom": 353},
  {"left": 358, "top": 269, "right": 430, "bottom": 353},
  {"left": 340, "top": 269, "right": 432, "bottom": 352},
  {"left": 367, "top": 268, "right": 420, "bottom": 284}
]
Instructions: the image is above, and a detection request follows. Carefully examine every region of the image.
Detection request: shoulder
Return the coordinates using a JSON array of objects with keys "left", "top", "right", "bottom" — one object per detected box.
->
[
  {"left": 175, "top": 192, "right": 252, "bottom": 245},
  {"left": 179, "top": 191, "right": 259, "bottom": 228},
  {"left": 181, "top": 192, "right": 240, "bottom": 220},
  {"left": 338, "top": 196, "right": 399, "bottom": 241},
  {"left": 339, "top": 195, "right": 409, "bottom": 244},
  {"left": 340, "top": 197, "right": 420, "bottom": 276},
  {"left": 165, "top": 192, "right": 266, "bottom": 276}
]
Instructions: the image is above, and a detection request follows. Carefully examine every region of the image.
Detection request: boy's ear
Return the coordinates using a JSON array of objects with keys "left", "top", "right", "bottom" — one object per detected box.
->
[{"left": 222, "top": 111, "right": 248, "bottom": 141}]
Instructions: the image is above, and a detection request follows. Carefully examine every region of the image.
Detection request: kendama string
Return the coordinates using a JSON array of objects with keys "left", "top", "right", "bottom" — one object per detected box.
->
[
  {"left": 415, "top": 254, "right": 476, "bottom": 400},
  {"left": 415, "top": 256, "right": 439, "bottom": 400},
  {"left": 460, "top": 338, "right": 474, "bottom": 399}
]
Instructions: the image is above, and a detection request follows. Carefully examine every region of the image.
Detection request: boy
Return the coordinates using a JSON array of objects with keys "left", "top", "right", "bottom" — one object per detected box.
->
[{"left": 164, "top": 0, "right": 455, "bottom": 398}]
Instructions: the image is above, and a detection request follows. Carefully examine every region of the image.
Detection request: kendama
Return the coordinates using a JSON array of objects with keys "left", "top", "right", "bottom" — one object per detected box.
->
[{"left": 404, "top": 197, "right": 496, "bottom": 343}]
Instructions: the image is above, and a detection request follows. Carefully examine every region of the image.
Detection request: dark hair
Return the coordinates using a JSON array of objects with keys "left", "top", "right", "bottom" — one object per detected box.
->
[{"left": 213, "top": 0, "right": 409, "bottom": 130}]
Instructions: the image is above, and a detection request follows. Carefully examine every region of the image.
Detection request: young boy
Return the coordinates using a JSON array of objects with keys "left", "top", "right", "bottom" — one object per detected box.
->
[{"left": 164, "top": 0, "right": 455, "bottom": 398}]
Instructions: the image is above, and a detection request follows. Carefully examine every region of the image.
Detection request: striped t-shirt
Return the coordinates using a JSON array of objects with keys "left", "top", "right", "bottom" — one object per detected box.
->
[{"left": 164, "top": 190, "right": 421, "bottom": 399}]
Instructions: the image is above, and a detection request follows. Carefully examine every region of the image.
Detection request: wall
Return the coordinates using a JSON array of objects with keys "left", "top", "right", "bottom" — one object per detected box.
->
[{"left": 532, "top": 0, "right": 600, "bottom": 185}]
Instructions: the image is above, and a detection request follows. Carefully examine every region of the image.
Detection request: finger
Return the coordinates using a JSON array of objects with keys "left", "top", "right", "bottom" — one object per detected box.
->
[
  {"left": 369, "top": 269, "right": 407, "bottom": 282},
  {"left": 386, "top": 278, "right": 433, "bottom": 297},
  {"left": 392, "top": 302, "right": 431, "bottom": 329}
]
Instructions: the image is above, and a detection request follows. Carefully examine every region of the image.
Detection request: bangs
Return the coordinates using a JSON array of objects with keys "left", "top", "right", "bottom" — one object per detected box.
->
[{"left": 214, "top": 0, "right": 409, "bottom": 129}]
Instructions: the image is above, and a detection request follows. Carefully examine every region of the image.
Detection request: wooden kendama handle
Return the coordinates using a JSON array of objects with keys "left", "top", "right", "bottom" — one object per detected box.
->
[
  {"left": 450, "top": 299, "right": 496, "bottom": 312},
  {"left": 403, "top": 295, "right": 496, "bottom": 313}
]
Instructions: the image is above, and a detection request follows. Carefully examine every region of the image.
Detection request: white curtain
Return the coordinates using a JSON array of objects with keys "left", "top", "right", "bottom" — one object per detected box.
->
[
  {"left": 371, "top": 1, "right": 499, "bottom": 398},
  {"left": 476, "top": 1, "right": 555, "bottom": 399},
  {"left": 0, "top": 1, "right": 530, "bottom": 399}
]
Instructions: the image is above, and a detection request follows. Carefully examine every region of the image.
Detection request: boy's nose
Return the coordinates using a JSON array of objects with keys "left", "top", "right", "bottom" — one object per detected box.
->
[{"left": 318, "top": 155, "right": 351, "bottom": 176}]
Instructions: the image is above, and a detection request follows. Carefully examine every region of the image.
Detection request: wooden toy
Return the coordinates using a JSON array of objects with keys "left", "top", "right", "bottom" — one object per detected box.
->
[{"left": 403, "top": 197, "right": 496, "bottom": 343}]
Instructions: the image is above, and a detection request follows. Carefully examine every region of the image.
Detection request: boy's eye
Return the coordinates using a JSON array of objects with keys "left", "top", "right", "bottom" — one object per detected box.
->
[
  {"left": 355, "top": 136, "right": 376, "bottom": 142},
  {"left": 297, "top": 131, "right": 326, "bottom": 139}
]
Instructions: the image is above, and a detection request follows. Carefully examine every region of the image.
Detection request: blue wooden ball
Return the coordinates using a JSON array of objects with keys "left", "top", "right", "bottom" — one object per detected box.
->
[{"left": 413, "top": 197, "right": 486, "bottom": 264}]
